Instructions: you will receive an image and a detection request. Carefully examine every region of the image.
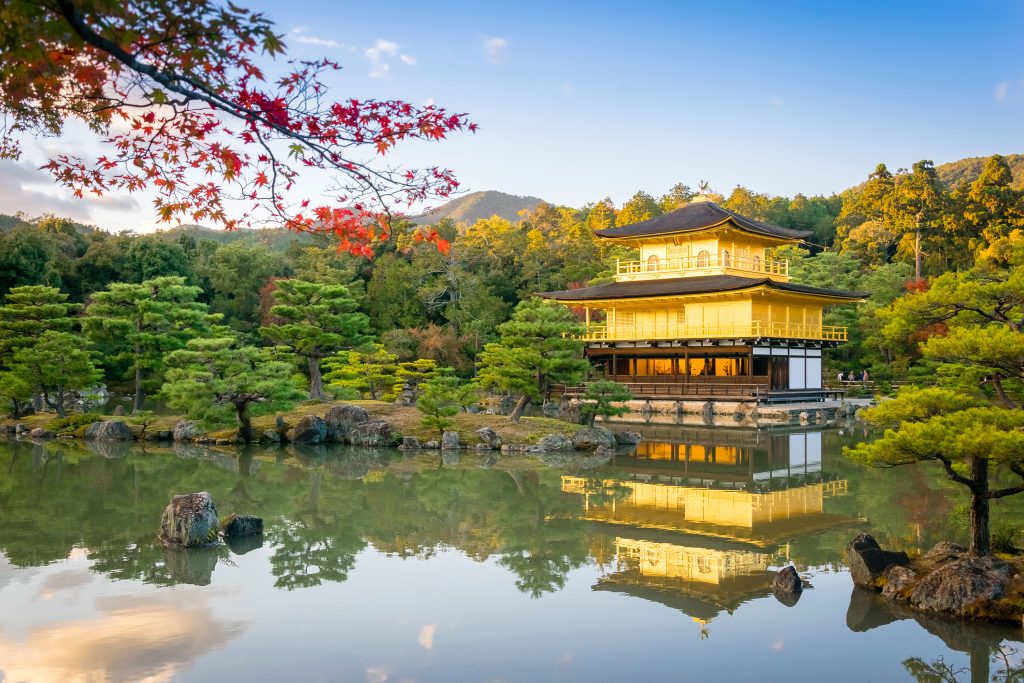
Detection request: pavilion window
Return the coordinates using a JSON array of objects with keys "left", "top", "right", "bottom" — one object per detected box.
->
[
  {"left": 722, "top": 249, "right": 731, "bottom": 267},
  {"left": 752, "top": 255, "right": 762, "bottom": 272},
  {"left": 646, "top": 255, "right": 660, "bottom": 272},
  {"left": 696, "top": 249, "right": 711, "bottom": 268}
]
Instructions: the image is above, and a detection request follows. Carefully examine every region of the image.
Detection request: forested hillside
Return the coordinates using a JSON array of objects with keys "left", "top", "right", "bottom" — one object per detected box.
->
[
  {"left": 409, "top": 190, "right": 543, "bottom": 225},
  {"left": 2, "top": 153, "right": 1023, "bottom": 400}
]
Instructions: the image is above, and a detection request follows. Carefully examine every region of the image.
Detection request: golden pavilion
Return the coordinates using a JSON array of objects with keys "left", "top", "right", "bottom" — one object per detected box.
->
[{"left": 539, "top": 200, "right": 866, "bottom": 400}]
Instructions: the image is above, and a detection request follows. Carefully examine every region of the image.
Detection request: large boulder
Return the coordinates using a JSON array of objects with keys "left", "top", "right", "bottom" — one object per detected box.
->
[
  {"left": 287, "top": 415, "right": 327, "bottom": 444},
  {"left": 882, "top": 566, "right": 918, "bottom": 600},
  {"left": 323, "top": 404, "right": 370, "bottom": 442},
  {"left": 556, "top": 399, "right": 584, "bottom": 424},
  {"left": 160, "top": 492, "right": 219, "bottom": 547},
  {"left": 84, "top": 420, "right": 133, "bottom": 441},
  {"left": 613, "top": 431, "right": 642, "bottom": 445},
  {"left": 400, "top": 436, "right": 421, "bottom": 450},
  {"left": 476, "top": 427, "right": 502, "bottom": 450},
  {"left": 922, "top": 541, "right": 967, "bottom": 564},
  {"left": 571, "top": 426, "right": 615, "bottom": 451},
  {"left": 846, "top": 533, "right": 909, "bottom": 588},
  {"left": 909, "top": 556, "right": 1012, "bottom": 617},
  {"left": 28, "top": 427, "right": 54, "bottom": 439},
  {"left": 347, "top": 420, "right": 395, "bottom": 447},
  {"left": 536, "top": 433, "right": 574, "bottom": 452},
  {"left": 772, "top": 566, "right": 803, "bottom": 594},
  {"left": 441, "top": 431, "right": 460, "bottom": 450},
  {"left": 172, "top": 421, "right": 199, "bottom": 443},
  {"left": 220, "top": 513, "right": 263, "bottom": 538}
]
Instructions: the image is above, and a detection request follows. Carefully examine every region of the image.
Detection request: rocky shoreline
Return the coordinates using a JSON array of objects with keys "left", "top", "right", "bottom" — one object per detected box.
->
[
  {"left": 847, "top": 533, "right": 1024, "bottom": 625},
  {"left": 0, "top": 401, "right": 640, "bottom": 459}
]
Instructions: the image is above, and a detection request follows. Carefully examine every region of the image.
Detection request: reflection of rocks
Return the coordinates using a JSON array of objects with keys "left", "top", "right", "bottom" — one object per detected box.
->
[
  {"left": 442, "top": 450, "right": 460, "bottom": 466},
  {"left": 162, "top": 544, "right": 223, "bottom": 585},
  {"left": 160, "top": 492, "right": 219, "bottom": 547},
  {"left": 84, "top": 439, "right": 134, "bottom": 459},
  {"left": 225, "top": 533, "right": 264, "bottom": 555},
  {"left": 0, "top": 595, "right": 244, "bottom": 682}
]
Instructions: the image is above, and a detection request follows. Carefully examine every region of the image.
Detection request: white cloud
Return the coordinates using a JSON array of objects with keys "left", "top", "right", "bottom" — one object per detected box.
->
[
  {"left": 365, "top": 39, "right": 415, "bottom": 78},
  {"left": 0, "top": 159, "right": 139, "bottom": 223},
  {"left": 418, "top": 624, "right": 436, "bottom": 650},
  {"left": 483, "top": 36, "right": 509, "bottom": 64},
  {"left": 995, "top": 81, "right": 1012, "bottom": 104},
  {"left": 289, "top": 27, "right": 342, "bottom": 49}
]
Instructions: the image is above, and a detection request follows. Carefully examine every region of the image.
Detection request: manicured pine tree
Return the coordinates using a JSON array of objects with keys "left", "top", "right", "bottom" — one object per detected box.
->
[
  {"left": 84, "top": 276, "right": 216, "bottom": 413},
  {"left": 0, "top": 285, "right": 81, "bottom": 366},
  {"left": 476, "top": 298, "right": 588, "bottom": 422},
  {"left": 162, "top": 336, "right": 304, "bottom": 442},
  {"left": 580, "top": 380, "right": 633, "bottom": 426},
  {"left": 323, "top": 343, "right": 399, "bottom": 401},
  {"left": 417, "top": 375, "right": 478, "bottom": 439},
  {"left": 7, "top": 331, "right": 102, "bottom": 417},
  {"left": 261, "top": 279, "right": 372, "bottom": 400}
]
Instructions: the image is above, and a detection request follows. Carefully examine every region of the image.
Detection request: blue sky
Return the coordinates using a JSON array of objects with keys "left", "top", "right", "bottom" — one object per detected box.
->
[{"left": 4, "top": 0, "right": 1024, "bottom": 230}]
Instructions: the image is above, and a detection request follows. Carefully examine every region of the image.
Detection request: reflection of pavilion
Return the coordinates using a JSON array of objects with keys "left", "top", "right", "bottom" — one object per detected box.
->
[{"left": 566, "top": 427, "right": 854, "bottom": 633}]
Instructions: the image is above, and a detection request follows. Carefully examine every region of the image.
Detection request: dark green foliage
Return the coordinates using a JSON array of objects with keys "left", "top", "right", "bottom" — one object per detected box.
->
[
  {"left": 47, "top": 412, "right": 105, "bottom": 435},
  {"left": 580, "top": 380, "right": 633, "bottom": 426},
  {"left": 7, "top": 330, "right": 102, "bottom": 417},
  {"left": 416, "top": 375, "right": 478, "bottom": 437}
]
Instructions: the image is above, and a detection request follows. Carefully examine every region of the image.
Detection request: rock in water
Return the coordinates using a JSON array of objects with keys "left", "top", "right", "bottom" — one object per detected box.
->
[
  {"left": 536, "top": 433, "right": 573, "bottom": 452},
  {"left": 441, "top": 431, "right": 460, "bottom": 450},
  {"left": 613, "top": 431, "right": 642, "bottom": 445},
  {"left": 882, "top": 566, "right": 918, "bottom": 599},
  {"left": 347, "top": 420, "right": 395, "bottom": 447},
  {"left": 323, "top": 404, "right": 370, "bottom": 442},
  {"left": 476, "top": 427, "right": 502, "bottom": 449},
  {"left": 84, "top": 420, "right": 133, "bottom": 441},
  {"left": 846, "top": 533, "right": 909, "bottom": 588},
  {"left": 221, "top": 513, "right": 263, "bottom": 537},
  {"left": 909, "top": 556, "right": 1012, "bottom": 617},
  {"left": 400, "top": 435, "right": 421, "bottom": 450},
  {"left": 287, "top": 415, "right": 327, "bottom": 444},
  {"left": 571, "top": 426, "right": 615, "bottom": 450},
  {"left": 160, "top": 492, "right": 219, "bottom": 547},
  {"left": 28, "top": 427, "right": 54, "bottom": 439},
  {"left": 772, "top": 565, "right": 804, "bottom": 594}
]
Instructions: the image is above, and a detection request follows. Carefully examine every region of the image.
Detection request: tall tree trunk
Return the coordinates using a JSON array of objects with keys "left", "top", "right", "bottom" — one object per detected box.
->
[
  {"left": 914, "top": 228, "right": 922, "bottom": 281},
  {"left": 133, "top": 363, "right": 144, "bottom": 413},
  {"left": 990, "top": 374, "right": 1018, "bottom": 409},
  {"left": 508, "top": 394, "right": 531, "bottom": 423},
  {"left": 55, "top": 385, "right": 66, "bottom": 418},
  {"left": 969, "top": 455, "right": 991, "bottom": 557},
  {"left": 308, "top": 354, "right": 326, "bottom": 401},
  {"left": 235, "top": 401, "right": 255, "bottom": 443}
]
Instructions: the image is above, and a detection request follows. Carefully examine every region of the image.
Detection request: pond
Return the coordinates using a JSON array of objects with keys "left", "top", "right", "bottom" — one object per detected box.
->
[{"left": 0, "top": 424, "right": 1021, "bottom": 682}]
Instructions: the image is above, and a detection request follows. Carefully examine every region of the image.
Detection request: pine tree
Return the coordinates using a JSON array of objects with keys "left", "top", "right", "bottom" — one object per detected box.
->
[
  {"left": 162, "top": 336, "right": 304, "bottom": 442},
  {"left": 323, "top": 343, "right": 398, "bottom": 400},
  {"left": 0, "top": 285, "right": 80, "bottom": 366},
  {"left": 477, "top": 298, "right": 587, "bottom": 422},
  {"left": 8, "top": 331, "right": 102, "bottom": 417},
  {"left": 84, "top": 276, "right": 216, "bottom": 412},
  {"left": 261, "top": 279, "right": 372, "bottom": 400},
  {"left": 417, "top": 375, "right": 478, "bottom": 438}
]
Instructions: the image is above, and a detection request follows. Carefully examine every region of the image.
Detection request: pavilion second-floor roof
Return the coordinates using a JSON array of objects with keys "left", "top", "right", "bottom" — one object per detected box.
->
[
  {"left": 538, "top": 274, "right": 868, "bottom": 304},
  {"left": 593, "top": 201, "right": 813, "bottom": 243}
]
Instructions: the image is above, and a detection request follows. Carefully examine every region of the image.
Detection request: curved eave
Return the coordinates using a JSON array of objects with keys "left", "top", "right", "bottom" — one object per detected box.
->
[{"left": 593, "top": 217, "right": 808, "bottom": 245}]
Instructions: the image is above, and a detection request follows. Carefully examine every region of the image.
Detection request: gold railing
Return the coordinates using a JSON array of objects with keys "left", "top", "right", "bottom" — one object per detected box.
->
[
  {"left": 616, "top": 254, "right": 788, "bottom": 280},
  {"left": 581, "top": 320, "right": 847, "bottom": 342}
]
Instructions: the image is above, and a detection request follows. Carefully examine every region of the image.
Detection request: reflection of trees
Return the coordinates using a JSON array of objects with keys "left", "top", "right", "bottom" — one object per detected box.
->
[
  {"left": 904, "top": 646, "right": 1024, "bottom": 683},
  {"left": 848, "top": 587, "right": 1023, "bottom": 683},
  {"left": 0, "top": 439, "right": 596, "bottom": 597}
]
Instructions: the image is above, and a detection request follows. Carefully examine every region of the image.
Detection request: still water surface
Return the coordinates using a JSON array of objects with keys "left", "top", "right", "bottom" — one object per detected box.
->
[{"left": 0, "top": 424, "right": 1022, "bottom": 682}]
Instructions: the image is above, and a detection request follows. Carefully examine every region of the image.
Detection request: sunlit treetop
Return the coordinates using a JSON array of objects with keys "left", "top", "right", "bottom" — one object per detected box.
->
[{"left": 0, "top": 0, "right": 476, "bottom": 255}]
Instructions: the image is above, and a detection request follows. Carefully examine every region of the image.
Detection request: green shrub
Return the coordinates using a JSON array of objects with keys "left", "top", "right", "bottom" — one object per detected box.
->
[{"left": 47, "top": 413, "right": 104, "bottom": 435}]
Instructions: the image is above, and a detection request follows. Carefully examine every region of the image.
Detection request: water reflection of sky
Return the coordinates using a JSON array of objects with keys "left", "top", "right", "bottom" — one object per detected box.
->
[{"left": 0, "top": 427, "right": 1022, "bottom": 682}]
